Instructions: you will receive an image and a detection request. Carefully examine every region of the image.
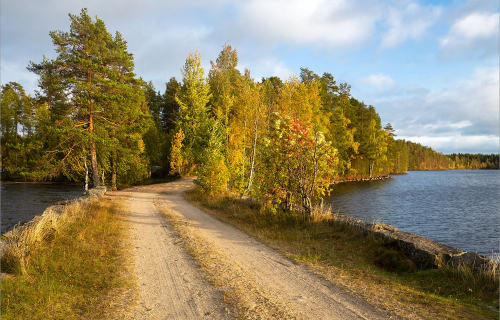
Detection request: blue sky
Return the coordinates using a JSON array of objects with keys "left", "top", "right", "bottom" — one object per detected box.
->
[{"left": 1, "top": 0, "right": 499, "bottom": 154}]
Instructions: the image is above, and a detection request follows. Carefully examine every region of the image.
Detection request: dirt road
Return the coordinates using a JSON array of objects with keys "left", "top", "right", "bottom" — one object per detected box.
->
[{"left": 108, "top": 178, "right": 390, "bottom": 319}]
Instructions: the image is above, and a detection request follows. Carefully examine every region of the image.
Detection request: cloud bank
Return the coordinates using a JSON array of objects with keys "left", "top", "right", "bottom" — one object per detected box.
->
[{"left": 1, "top": 0, "right": 498, "bottom": 154}]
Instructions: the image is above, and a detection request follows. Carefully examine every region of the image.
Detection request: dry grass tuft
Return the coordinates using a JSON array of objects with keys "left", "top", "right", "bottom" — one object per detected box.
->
[
  {"left": 480, "top": 253, "right": 499, "bottom": 280},
  {"left": 1, "top": 199, "right": 133, "bottom": 319},
  {"left": 3, "top": 205, "right": 70, "bottom": 276},
  {"left": 308, "top": 202, "right": 334, "bottom": 224}
]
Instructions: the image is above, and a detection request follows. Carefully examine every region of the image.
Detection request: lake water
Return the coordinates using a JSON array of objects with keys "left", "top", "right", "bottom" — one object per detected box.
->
[
  {"left": 2, "top": 171, "right": 499, "bottom": 257},
  {"left": 324, "top": 170, "right": 500, "bottom": 257},
  {"left": 1, "top": 183, "right": 84, "bottom": 234}
]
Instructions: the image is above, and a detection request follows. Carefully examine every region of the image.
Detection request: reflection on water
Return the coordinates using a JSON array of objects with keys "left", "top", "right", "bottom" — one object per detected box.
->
[
  {"left": 324, "top": 170, "right": 500, "bottom": 257},
  {"left": 1, "top": 183, "right": 84, "bottom": 234}
]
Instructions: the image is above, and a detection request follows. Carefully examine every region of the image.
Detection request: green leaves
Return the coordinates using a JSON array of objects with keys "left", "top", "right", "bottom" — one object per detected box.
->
[
  {"left": 26, "top": 8, "right": 149, "bottom": 186},
  {"left": 196, "top": 119, "right": 229, "bottom": 196},
  {"left": 175, "top": 51, "right": 212, "bottom": 169}
]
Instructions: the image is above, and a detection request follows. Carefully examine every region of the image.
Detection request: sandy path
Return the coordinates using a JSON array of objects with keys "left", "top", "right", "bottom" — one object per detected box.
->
[
  {"left": 109, "top": 178, "right": 389, "bottom": 319},
  {"left": 107, "top": 183, "right": 234, "bottom": 320}
]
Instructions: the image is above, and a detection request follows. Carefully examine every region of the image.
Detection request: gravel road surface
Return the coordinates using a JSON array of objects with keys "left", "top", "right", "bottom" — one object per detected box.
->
[{"left": 108, "top": 178, "right": 390, "bottom": 319}]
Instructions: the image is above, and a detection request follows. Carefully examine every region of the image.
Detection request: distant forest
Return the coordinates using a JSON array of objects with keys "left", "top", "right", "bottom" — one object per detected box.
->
[
  {"left": 391, "top": 142, "right": 499, "bottom": 171},
  {"left": 1, "top": 10, "right": 498, "bottom": 207}
]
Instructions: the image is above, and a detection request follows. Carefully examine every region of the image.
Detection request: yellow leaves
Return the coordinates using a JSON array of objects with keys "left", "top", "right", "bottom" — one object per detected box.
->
[
  {"left": 276, "top": 77, "right": 324, "bottom": 130},
  {"left": 170, "top": 128, "right": 185, "bottom": 175},
  {"left": 198, "top": 156, "right": 229, "bottom": 197}
]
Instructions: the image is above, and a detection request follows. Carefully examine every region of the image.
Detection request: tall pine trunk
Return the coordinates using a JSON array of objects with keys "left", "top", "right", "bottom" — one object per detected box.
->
[
  {"left": 84, "top": 153, "right": 89, "bottom": 192},
  {"left": 89, "top": 92, "right": 100, "bottom": 187},
  {"left": 111, "top": 156, "right": 117, "bottom": 191},
  {"left": 90, "top": 141, "right": 100, "bottom": 187},
  {"left": 112, "top": 171, "right": 117, "bottom": 190}
]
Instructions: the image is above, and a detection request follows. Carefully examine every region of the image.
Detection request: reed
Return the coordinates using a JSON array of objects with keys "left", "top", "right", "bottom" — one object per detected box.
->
[{"left": 1, "top": 199, "right": 132, "bottom": 319}]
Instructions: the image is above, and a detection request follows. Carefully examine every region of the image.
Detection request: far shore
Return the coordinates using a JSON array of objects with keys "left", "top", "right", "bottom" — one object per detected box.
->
[{"left": 1, "top": 180, "right": 83, "bottom": 186}]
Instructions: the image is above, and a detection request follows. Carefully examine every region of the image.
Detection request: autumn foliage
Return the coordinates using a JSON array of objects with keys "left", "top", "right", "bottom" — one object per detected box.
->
[
  {"left": 259, "top": 113, "right": 337, "bottom": 213},
  {"left": 169, "top": 128, "right": 185, "bottom": 175},
  {"left": 3, "top": 11, "right": 493, "bottom": 202}
]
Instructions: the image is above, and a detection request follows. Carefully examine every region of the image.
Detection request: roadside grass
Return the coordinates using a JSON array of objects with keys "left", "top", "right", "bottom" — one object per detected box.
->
[
  {"left": 185, "top": 191, "right": 499, "bottom": 320},
  {"left": 1, "top": 199, "right": 134, "bottom": 319}
]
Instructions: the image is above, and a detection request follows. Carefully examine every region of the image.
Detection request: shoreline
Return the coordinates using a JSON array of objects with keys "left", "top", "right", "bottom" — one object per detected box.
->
[
  {"left": 5, "top": 177, "right": 498, "bottom": 272},
  {"left": 333, "top": 175, "right": 391, "bottom": 184},
  {"left": 330, "top": 211, "right": 498, "bottom": 271},
  {"left": 1, "top": 186, "right": 106, "bottom": 236},
  {"left": 1, "top": 180, "right": 83, "bottom": 185}
]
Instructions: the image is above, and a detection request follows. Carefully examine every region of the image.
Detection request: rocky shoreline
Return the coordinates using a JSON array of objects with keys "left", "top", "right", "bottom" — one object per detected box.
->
[
  {"left": 333, "top": 175, "right": 391, "bottom": 184},
  {"left": 0, "top": 180, "right": 83, "bottom": 185},
  {"left": 331, "top": 212, "right": 498, "bottom": 273}
]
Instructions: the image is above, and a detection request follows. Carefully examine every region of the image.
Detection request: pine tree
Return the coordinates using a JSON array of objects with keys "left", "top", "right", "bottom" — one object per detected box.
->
[
  {"left": 28, "top": 8, "right": 148, "bottom": 186},
  {"left": 328, "top": 83, "right": 359, "bottom": 177},
  {"left": 162, "top": 77, "right": 181, "bottom": 134}
]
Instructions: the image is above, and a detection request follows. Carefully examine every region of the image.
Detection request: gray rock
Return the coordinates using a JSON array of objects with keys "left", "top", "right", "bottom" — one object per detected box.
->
[
  {"left": 447, "top": 252, "right": 498, "bottom": 273},
  {"left": 329, "top": 212, "right": 498, "bottom": 272}
]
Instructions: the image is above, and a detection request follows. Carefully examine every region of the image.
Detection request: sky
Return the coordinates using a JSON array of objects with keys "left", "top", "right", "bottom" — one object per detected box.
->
[{"left": 1, "top": 0, "right": 499, "bottom": 154}]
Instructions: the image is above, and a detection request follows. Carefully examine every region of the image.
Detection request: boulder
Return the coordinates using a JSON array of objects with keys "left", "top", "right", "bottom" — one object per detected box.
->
[{"left": 330, "top": 212, "right": 498, "bottom": 272}]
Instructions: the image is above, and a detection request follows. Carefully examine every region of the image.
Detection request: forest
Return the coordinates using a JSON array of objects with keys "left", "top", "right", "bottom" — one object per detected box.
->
[{"left": 1, "top": 10, "right": 498, "bottom": 211}]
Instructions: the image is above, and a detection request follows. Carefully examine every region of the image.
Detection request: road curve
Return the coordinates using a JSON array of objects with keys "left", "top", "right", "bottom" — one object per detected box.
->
[{"left": 107, "top": 178, "right": 390, "bottom": 319}]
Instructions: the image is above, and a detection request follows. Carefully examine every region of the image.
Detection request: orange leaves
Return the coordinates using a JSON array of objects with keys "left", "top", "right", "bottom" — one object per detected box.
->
[{"left": 259, "top": 112, "right": 337, "bottom": 212}]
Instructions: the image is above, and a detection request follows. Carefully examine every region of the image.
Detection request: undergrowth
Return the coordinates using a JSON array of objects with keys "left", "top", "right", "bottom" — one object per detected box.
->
[
  {"left": 1, "top": 199, "right": 131, "bottom": 319},
  {"left": 185, "top": 190, "right": 499, "bottom": 320}
]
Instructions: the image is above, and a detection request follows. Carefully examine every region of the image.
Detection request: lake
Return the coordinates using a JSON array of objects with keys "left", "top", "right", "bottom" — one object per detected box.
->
[
  {"left": 324, "top": 170, "right": 499, "bottom": 257},
  {"left": 2, "top": 171, "right": 499, "bottom": 257},
  {"left": 1, "top": 183, "right": 84, "bottom": 234}
]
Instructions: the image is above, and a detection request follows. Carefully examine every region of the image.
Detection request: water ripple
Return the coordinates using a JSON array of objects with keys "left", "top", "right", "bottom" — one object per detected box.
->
[{"left": 324, "top": 170, "right": 500, "bottom": 256}]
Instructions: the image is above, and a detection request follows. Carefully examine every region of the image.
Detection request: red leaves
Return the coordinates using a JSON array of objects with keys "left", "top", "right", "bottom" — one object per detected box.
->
[{"left": 260, "top": 112, "right": 338, "bottom": 210}]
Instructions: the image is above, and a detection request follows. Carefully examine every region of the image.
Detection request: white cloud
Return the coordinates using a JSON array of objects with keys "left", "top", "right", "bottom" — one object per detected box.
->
[
  {"left": 397, "top": 135, "right": 499, "bottom": 154},
  {"left": 448, "top": 120, "right": 472, "bottom": 129},
  {"left": 451, "top": 13, "right": 499, "bottom": 39},
  {"left": 0, "top": 59, "right": 40, "bottom": 95},
  {"left": 242, "top": 57, "right": 294, "bottom": 82},
  {"left": 425, "top": 66, "right": 500, "bottom": 125},
  {"left": 359, "top": 73, "right": 396, "bottom": 91},
  {"left": 396, "top": 120, "right": 473, "bottom": 137},
  {"left": 439, "top": 12, "right": 499, "bottom": 58},
  {"left": 370, "top": 65, "right": 499, "bottom": 153},
  {"left": 380, "top": 2, "right": 442, "bottom": 48},
  {"left": 233, "top": 0, "right": 380, "bottom": 49}
]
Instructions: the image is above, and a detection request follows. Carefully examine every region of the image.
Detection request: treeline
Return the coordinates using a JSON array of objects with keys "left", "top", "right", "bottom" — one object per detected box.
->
[
  {"left": 391, "top": 140, "right": 451, "bottom": 171},
  {"left": 447, "top": 153, "right": 499, "bottom": 170},
  {"left": 1, "top": 9, "right": 497, "bottom": 210}
]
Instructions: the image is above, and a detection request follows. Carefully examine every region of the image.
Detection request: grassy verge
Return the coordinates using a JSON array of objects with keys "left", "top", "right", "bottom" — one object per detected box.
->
[
  {"left": 185, "top": 191, "right": 499, "bottom": 320},
  {"left": 1, "top": 199, "right": 135, "bottom": 319}
]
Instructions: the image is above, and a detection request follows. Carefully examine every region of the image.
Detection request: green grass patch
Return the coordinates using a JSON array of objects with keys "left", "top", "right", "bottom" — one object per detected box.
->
[
  {"left": 185, "top": 191, "right": 499, "bottom": 319},
  {"left": 1, "top": 200, "right": 132, "bottom": 319}
]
